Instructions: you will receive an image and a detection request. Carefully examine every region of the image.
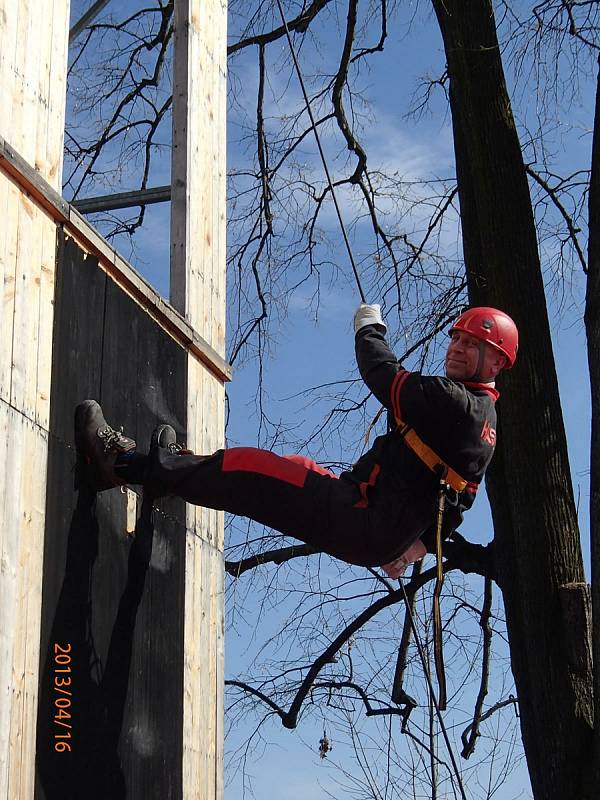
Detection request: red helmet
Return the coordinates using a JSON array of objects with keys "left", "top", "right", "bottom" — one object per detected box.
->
[{"left": 449, "top": 307, "right": 519, "bottom": 368}]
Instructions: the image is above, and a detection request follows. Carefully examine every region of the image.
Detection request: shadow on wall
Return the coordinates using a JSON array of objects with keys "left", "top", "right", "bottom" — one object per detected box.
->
[
  {"left": 34, "top": 233, "right": 187, "bottom": 798},
  {"left": 36, "top": 485, "right": 156, "bottom": 800}
]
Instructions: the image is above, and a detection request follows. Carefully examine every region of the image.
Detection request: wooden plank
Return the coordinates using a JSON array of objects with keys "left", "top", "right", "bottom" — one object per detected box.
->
[
  {"left": 183, "top": 539, "right": 223, "bottom": 800},
  {"left": 0, "top": 0, "right": 68, "bottom": 184},
  {"left": 186, "top": 358, "right": 225, "bottom": 549},
  {"left": 214, "top": 0, "right": 227, "bottom": 356},
  {"left": 0, "top": 181, "right": 59, "bottom": 431},
  {"left": 0, "top": 1, "right": 19, "bottom": 148},
  {"left": 172, "top": 1, "right": 227, "bottom": 795},
  {"left": 0, "top": 1, "right": 23, "bottom": 153},
  {"left": 33, "top": 0, "right": 53, "bottom": 180},
  {"left": 44, "top": 0, "right": 69, "bottom": 190},
  {"left": 0, "top": 399, "right": 17, "bottom": 799},
  {"left": 35, "top": 215, "right": 57, "bottom": 430},
  {"left": 183, "top": 363, "right": 225, "bottom": 800},
  {"left": 0, "top": 401, "right": 47, "bottom": 800},
  {"left": 15, "top": 0, "right": 43, "bottom": 165},
  {"left": 8, "top": 411, "right": 47, "bottom": 799},
  {"left": 170, "top": 0, "right": 190, "bottom": 319},
  {"left": 0, "top": 176, "right": 19, "bottom": 403},
  {"left": 0, "top": 175, "right": 10, "bottom": 400},
  {"left": 170, "top": 0, "right": 227, "bottom": 352},
  {"left": 10, "top": 191, "right": 40, "bottom": 420}
]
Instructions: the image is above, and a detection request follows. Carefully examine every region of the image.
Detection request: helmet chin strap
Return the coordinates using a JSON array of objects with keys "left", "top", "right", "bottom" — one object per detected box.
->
[{"left": 468, "top": 342, "right": 495, "bottom": 383}]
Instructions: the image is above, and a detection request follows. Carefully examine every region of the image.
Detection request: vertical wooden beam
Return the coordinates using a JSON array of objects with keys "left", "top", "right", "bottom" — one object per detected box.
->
[
  {"left": 0, "top": 1, "right": 69, "bottom": 797},
  {"left": 170, "top": 1, "right": 227, "bottom": 798}
]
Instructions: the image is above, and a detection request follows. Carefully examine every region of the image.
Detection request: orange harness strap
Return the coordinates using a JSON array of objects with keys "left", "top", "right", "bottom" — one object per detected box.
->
[{"left": 394, "top": 418, "right": 470, "bottom": 494}]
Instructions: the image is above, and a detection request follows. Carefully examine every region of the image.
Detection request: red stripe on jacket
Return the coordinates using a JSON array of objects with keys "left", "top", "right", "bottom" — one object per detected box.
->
[{"left": 391, "top": 369, "right": 411, "bottom": 423}]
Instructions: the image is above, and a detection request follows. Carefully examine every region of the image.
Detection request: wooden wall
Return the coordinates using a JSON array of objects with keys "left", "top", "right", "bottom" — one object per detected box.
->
[
  {"left": 0, "top": 1, "right": 228, "bottom": 796},
  {"left": 35, "top": 233, "right": 187, "bottom": 799},
  {"left": 0, "top": 2, "right": 70, "bottom": 798}
]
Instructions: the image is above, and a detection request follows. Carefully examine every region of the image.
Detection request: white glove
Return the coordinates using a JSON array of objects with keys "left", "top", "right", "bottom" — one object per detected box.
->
[{"left": 353, "top": 303, "right": 386, "bottom": 334}]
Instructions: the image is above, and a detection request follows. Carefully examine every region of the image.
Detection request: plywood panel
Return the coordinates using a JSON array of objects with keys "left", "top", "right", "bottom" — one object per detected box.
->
[{"left": 0, "top": 400, "right": 48, "bottom": 800}]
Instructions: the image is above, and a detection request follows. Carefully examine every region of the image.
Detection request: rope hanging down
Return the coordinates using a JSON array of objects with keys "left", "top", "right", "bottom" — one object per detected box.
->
[
  {"left": 274, "top": 0, "right": 366, "bottom": 303},
  {"left": 398, "top": 578, "right": 467, "bottom": 800},
  {"left": 274, "top": 4, "right": 466, "bottom": 797}
]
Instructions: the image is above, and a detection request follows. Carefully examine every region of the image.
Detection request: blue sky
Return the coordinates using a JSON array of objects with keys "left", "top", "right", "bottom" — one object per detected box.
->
[{"left": 66, "top": 1, "right": 596, "bottom": 797}]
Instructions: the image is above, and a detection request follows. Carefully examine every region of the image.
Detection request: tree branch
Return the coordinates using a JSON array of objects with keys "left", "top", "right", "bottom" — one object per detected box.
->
[
  {"left": 461, "top": 575, "right": 493, "bottom": 759},
  {"left": 225, "top": 543, "right": 318, "bottom": 577},
  {"left": 525, "top": 164, "right": 588, "bottom": 274},
  {"left": 227, "top": 0, "right": 333, "bottom": 55}
]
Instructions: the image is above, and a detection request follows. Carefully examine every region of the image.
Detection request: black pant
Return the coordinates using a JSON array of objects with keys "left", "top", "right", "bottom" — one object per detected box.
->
[{"left": 141, "top": 446, "right": 434, "bottom": 567}]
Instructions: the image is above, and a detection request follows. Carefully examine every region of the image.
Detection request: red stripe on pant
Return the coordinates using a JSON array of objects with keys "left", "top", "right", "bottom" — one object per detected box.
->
[{"left": 222, "top": 449, "right": 337, "bottom": 486}]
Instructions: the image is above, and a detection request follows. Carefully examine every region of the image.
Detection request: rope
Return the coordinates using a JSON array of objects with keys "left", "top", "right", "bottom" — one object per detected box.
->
[
  {"left": 274, "top": 4, "right": 465, "bottom": 795},
  {"left": 274, "top": 0, "right": 366, "bottom": 303},
  {"left": 399, "top": 579, "right": 468, "bottom": 800},
  {"left": 433, "top": 478, "right": 448, "bottom": 711}
]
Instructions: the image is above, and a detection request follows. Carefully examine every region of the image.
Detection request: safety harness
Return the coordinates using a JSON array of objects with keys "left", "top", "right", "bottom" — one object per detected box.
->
[{"left": 394, "top": 409, "right": 477, "bottom": 711}]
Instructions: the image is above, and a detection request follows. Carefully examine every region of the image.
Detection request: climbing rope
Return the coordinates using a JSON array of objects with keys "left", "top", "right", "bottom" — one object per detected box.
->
[
  {"left": 274, "top": 4, "right": 465, "bottom": 796},
  {"left": 274, "top": 0, "right": 366, "bottom": 303}
]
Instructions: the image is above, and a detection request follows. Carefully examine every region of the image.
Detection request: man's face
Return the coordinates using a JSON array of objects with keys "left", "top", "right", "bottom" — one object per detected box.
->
[{"left": 444, "top": 330, "right": 506, "bottom": 381}]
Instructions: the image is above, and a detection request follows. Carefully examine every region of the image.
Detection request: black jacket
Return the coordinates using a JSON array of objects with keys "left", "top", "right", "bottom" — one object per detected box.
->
[{"left": 344, "top": 325, "right": 499, "bottom": 550}]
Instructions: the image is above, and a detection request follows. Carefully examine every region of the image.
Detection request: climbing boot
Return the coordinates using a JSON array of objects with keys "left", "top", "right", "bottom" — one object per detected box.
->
[{"left": 74, "top": 400, "right": 136, "bottom": 491}]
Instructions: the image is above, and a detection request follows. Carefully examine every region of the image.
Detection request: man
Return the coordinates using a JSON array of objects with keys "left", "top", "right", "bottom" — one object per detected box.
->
[{"left": 74, "top": 305, "right": 518, "bottom": 573}]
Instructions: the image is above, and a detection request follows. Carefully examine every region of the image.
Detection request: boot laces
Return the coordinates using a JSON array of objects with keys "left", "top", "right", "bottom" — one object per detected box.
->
[
  {"left": 167, "top": 442, "right": 183, "bottom": 455},
  {"left": 97, "top": 425, "right": 126, "bottom": 453}
]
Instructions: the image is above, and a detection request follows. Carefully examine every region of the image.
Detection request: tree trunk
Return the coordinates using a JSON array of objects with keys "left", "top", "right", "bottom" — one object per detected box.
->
[
  {"left": 430, "top": 1, "right": 594, "bottom": 797},
  {"left": 585, "top": 54, "right": 600, "bottom": 790}
]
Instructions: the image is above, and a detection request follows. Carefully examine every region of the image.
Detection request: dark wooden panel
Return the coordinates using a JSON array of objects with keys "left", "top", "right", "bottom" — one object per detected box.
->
[{"left": 36, "top": 230, "right": 187, "bottom": 800}]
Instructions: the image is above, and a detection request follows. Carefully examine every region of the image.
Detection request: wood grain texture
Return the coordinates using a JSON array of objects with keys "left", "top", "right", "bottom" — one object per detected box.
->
[
  {"left": 0, "top": 400, "right": 48, "bottom": 800},
  {"left": 170, "top": 0, "right": 227, "bottom": 351},
  {"left": 0, "top": 0, "right": 68, "bottom": 188},
  {"left": 0, "top": 3, "right": 69, "bottom": 794},
  {"left": 171, "top": 2, "right": 227, "bottom": 797},
  {"left": 0, "top": 174, "right": 19, "bottom": 404}
]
